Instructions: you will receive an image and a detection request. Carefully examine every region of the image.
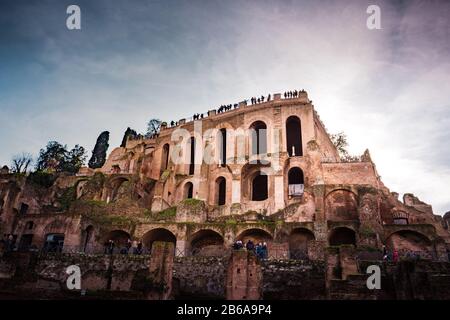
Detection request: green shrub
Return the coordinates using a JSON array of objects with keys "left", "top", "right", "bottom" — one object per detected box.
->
[{"left": 27, "top": 171, "right": 57, "bottom": 188}]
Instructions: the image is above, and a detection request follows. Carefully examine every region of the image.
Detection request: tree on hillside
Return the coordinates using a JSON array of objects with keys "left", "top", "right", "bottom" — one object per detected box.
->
[
  {"left": 88, "top": 131, "right": 110, "bottom": 169},
  {"left": 61, "top": 145, "right": 87, "bottom": 173},
  {"left": 36, "top": 141, "right": 86, "bottom": 174},
  {"left": 145, "top": 119, "right": 161, "bottom": 138},
  {"left": 11, "top": 152, "right": 33, "bottom": 174},
  {"left": 330, "top": 132, "right": 360, "bottom": 162}
]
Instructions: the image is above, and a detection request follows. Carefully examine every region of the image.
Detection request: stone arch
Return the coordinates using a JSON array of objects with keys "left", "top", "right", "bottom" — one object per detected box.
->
[
  {"left": 289, "top": 228, "right": 315, "bottom": 259},
  {"left": 286, "top": 115, "right": 303, "bottom": 156},
  {"left": 236, "top": 228, "right": 273, "bottom": 244},
  {"left": 249, "top": 120, "right": 267, "bottom": 156},
  {"left": 215, "top": 176, "right": 227, "bottom": 205},
  {"left": 325, "top": 189, "right": 359, "bottom": 221},
  {"left": 142, "top": 228, "right": 176, "bottom": 253},
  {"left": 241, "top": 163, "right": 271, "bottom": 202},
  {"left": 329, "top": 227, "right": 356, "bottom": 246},
  {"left": 385, "top": 230, "right": 432, "bottom": 256},
  {"left": 189, "top": 229, "right": 224, "bottom": 256},
  {"left": 104, "top": 230, "right": 131, "bottom": 248}
]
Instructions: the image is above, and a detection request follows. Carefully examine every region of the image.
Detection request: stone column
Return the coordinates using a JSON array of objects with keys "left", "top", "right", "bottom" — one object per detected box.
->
[
  {"left": 147, "top": 241, "right": 174, "bottom": 300},
  {"left": 226, "top": 250, "right": 262, "bottom": 300},
  {"left": 232, "top": 180, "right": 241, "bottom": 203},
  {"left": 273, "top": 175, "right": 284, "bottom": 212}
]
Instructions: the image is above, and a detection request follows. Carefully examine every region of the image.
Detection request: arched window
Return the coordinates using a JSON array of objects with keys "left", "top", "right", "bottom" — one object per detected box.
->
[
  {"left": 162, "top": 144, "right": 170, "bottom": 171},
  {"left": 189, "top": 137, "right": 195, "bottom": 175},
  {"left": 288, "top": 167, "right": 304, "bottom": 197},
  {"left": 286, "top": 116, "right": 302, "bottom": 156},
  {"left": 252, "top": 172, "right": 268, "bottom": 201},
  {"left": 250, "top": 121, "right": 267, "bottom": 156},
  {"left": 216, "top": 177, "right": 226, "bottom": 205},
  {"left": 185, "top": 182, "right": 193, "bottom": 199},
  {"left": 218, "top": 128, "right": 227, "bottom": 166}
]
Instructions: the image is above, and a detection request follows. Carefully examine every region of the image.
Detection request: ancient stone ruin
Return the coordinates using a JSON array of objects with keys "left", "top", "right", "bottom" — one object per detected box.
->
[{"left": 0, "top": 91, "right": 449, "bottom": 299}]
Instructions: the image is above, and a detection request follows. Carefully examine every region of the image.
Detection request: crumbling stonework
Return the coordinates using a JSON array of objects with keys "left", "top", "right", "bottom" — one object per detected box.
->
[{"left": 1, "top": 91, "right": 449, "bottom": 299}]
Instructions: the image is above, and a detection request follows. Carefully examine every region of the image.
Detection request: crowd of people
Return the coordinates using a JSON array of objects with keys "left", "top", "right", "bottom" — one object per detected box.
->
[
  {"left": 165, "top": 90, "right": 307, "bottom": 129},
  {"left": 232, "top": 239, "right": 268, "bottom": 260},
  {"left": 217, "top": 103, "right": 238, "bottom": 113},
  {"left": 103, "top": 239, "right": 144, "bottom": 255},
  {"left": 284, "top": 89, "right": 305, "bottom": 99},
  {"left": 250, "top": 94, "right": 271, "bottom": 105}
]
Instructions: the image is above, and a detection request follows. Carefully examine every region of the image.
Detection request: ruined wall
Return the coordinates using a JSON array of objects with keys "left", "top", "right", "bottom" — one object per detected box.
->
[{"left": 262, "top": 259, "right": 326, "bottom": 299}]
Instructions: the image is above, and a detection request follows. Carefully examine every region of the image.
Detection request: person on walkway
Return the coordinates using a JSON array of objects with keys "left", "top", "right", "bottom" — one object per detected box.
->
[
  {"left": 261, "top": 242, "right": 268, "bottom": 259},
  {"left": 393, "top": 249, "right": 399, "bottom": 263},
  {"left": 246, "top": 240, "right": 255, "bottom": 252}
]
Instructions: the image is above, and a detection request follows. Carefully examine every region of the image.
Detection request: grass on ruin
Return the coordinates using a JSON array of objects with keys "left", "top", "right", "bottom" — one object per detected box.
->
[{"left": 144, "top": 207, "right": 177, "bottom": 221}]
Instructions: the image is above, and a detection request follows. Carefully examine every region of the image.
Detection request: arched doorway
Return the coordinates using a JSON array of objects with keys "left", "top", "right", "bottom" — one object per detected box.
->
[
  {"left": 250, "top": 121, "right": 267, "bottom": 156},
  {"left": 287, "top": 167, "right": 304, "bottom": 197},
  {"left": 289, "top": 228, "right": 314, "bottom": 259},
  {"left": 142, "top": 228, "right": 176, "bottom": 254},
  {"left": 189, "top": 230, "right": 224, "bottom": 256},
  {"left": 216, "top": 177, "right": 226, "bottom": 205},
  {"left": 252, "top": 172, "right": 268, "bottom": 201},
  {"left": 329, "top": 227, "right": 356, "bottom": 246},
  {"left": 184, "top": 182, "right": 193, "bottom": 199},
  {"left": 286, "top": 116, "right": 302, "bottom": 156}
]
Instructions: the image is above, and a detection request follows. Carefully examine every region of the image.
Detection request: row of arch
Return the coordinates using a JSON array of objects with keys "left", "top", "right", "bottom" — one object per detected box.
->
[
  {"left": 160, "top": 116, "right": 304, "bottom": 173},
  {"left": 103, "top": 227, "right": 357, "bottom": 256},
  {"left": 182, "top": 166, "right": 305, "bottom": 204}
]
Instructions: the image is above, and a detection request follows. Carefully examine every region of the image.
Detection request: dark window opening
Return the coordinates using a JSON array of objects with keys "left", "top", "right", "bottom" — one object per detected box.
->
[
  {"left": 44, "top": 233, "right": 65, "bottom": 253},
  {"left": 288, "top": 167, "right": 305, "bottom": 197},
  {"left": 218, "top": 128, "right": 227, "bottom": 167},
  {"left": 329, "top": 228, "right": 356, "bottom": 246},
  {"left": 25, "top": 221, "right": 34, "bottom": 230},
  {"left": 189, "top": 137, "right": 195, "bottom": 175},
  {"left": 185, "top": 182, "right": 193, "bottom": 199},
  {"left": 19, "top": 203, "right": 29, "bottom": 215},
  {"left": 250, "top": 121, "right": 267, "bottom": 156},
  {"left": 162, "top": 144, "right": 170, "bottom": 171},
  {"left": 18, "top": 234, "right": 33, "bottom": 252},
  {"left": 217, "top": 177, "right": 226, "bottom": 205},
  {"left": 286, "top": 116, "right": 303, "bottom": 156},
  {"left": 252, "top": 173, "right": 268, "bottom": 201}
]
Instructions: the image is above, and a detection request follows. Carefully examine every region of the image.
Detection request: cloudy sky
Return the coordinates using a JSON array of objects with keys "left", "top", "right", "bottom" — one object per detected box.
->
[{"left": 0, "top": 0, "right": 449, "bottom": 214}]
